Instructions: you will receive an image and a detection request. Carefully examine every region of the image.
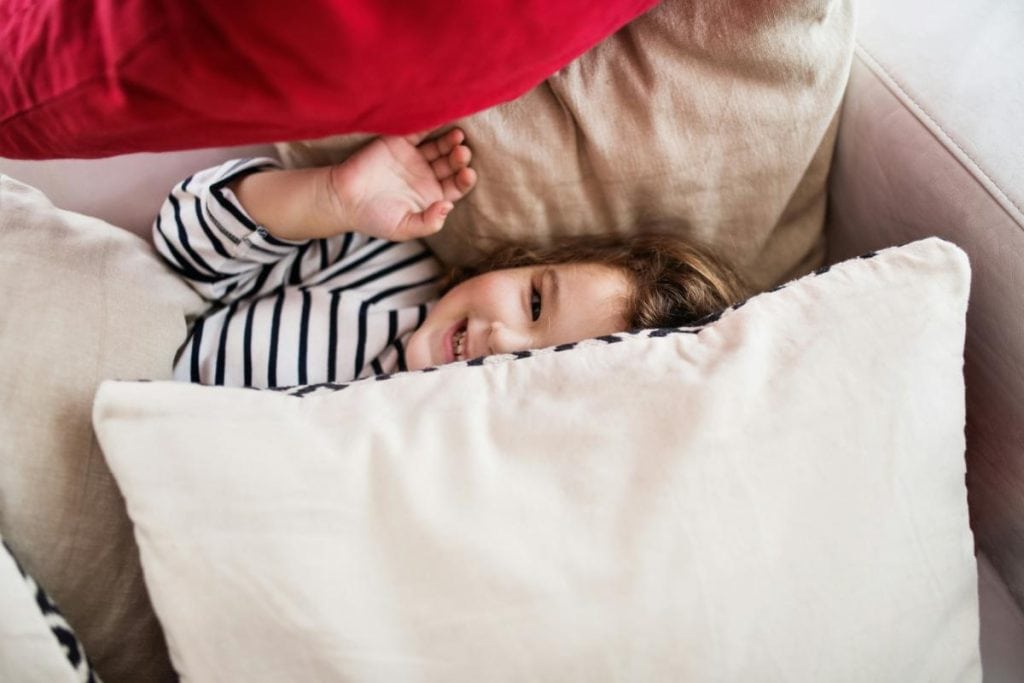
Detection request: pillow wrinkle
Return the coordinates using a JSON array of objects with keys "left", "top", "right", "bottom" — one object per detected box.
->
[{"left": 0, "top": 3, "right": 171, "bottom": 124}]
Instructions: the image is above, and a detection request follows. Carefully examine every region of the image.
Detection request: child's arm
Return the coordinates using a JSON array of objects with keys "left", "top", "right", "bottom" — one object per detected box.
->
[
  {"left": 153, "top": 130, "right": 475, "bottom": 304},
  {"left": 232, "top": 129, "right": 475, "bottom": 243},
  {"left": 153, "top": 157, "right": 305, "bottom": 304}
]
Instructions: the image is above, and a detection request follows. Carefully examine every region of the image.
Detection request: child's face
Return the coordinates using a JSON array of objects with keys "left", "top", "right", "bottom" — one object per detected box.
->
[{"left": 405, "top": 263, "right": 631, "bottom": 371}]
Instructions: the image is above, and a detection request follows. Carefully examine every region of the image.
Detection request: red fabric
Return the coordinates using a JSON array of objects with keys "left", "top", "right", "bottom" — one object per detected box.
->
[{"left": 0, "top": 0, "right": 658, "bottom": 159}]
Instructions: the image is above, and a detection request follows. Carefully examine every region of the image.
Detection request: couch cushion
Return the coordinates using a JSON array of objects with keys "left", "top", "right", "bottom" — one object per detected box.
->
[
  {"left": 93, "top": 238, "right": 979, "bottom": 681},
  {"left": 280, "top": 0, "right": 856, "bottom": 291},
  {"left": 826, "top": 0, "right": 1024, "bottom": 611},
  {"left": 0, "top": 175, "right": 203, "bottom": 681},
  {"left": 0, "top": 0, "right": 656, "bottom": 159}
]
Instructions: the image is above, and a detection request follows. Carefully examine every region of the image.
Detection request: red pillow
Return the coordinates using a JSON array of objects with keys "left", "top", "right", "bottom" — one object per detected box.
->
[{"left": 0, "top": 0, "right": 658, "bottom": 159}]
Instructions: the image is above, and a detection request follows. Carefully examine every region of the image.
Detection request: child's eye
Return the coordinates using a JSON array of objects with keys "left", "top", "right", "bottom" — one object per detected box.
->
[{"left": 530, "top": 287, "right": 542, "bottom": 321}]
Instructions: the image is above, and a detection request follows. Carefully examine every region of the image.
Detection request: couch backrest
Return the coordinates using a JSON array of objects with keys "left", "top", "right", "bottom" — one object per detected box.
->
[{"left": 826, "top": 0, "right": 1024, "bottom": 611}]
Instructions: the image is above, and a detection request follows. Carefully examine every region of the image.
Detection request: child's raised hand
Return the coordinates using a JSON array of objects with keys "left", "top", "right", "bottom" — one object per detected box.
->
[{"left": 330, "top": 128, "right": 477, "bottom": 242}]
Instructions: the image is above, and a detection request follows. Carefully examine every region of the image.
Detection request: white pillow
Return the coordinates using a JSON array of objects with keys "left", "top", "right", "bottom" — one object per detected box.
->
[
  {"left": 93, "top": 238, "right": 981, "bottom": 681},
  {"left": 0, "top": 537, "right": 97, "bottom": 683}
]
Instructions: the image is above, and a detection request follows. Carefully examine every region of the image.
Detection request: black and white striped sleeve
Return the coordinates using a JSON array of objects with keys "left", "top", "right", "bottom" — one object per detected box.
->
[{"left": 152, "top": 157, "right": 326, "bottom": 304}]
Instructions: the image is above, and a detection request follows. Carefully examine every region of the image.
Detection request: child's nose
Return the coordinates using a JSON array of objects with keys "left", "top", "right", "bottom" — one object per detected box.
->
[{"left": 488, "top": 322, "right": 531, "bottom": 355}]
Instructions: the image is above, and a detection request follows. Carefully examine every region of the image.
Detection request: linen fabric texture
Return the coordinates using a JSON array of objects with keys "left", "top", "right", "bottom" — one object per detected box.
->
[
  {"left": 93, "top": 238, "right": 980, "bottom": 681},
  {"left": 0, "top": 175, "right": 202, "bottom": 682},
  {"left": 280, "top": 0, "right": 856, "bottom": 292}
]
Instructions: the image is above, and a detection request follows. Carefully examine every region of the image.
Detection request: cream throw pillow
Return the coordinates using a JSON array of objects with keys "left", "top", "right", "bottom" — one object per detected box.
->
[
  {"left": 0, "top": 175, "right": 203, "bottom": 682},
  {"left": 279, "top": 0, "right": 855, "bottom": 290},
  {"left": 0, "top": 536, "right": 98, "bottom": 683},
  {"left": 93, "top": 238, "right": 979, "bottom": 681}
]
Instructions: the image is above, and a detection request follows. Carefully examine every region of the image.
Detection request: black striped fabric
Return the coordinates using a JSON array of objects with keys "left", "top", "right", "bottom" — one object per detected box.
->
[{"left": 153, "top": 158, "right": 443, "bottom": 388}]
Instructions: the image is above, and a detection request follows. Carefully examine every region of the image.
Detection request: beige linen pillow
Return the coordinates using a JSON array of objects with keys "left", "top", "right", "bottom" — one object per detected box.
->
[
  {"left": 0, "top": 175, "right": 203, "bottom": 682},
  {"left": 279, "top": 0, "right": 855, "bottom": 290},
  {"left": 94, "top": 238, "right": 979, "bottom": 681}
]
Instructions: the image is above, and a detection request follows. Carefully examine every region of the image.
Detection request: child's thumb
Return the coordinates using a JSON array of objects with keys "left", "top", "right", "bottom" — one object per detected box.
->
[
  {"left": 424, "top": 201, "right": 454, "bottom": 233},
  {"left": 396, "top": 202, "right": 453, "bottom": 240}
]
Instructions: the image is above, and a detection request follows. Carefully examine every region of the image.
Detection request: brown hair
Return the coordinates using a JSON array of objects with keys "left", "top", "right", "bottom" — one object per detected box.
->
[{"left": 443, "top": 233, "right": 749, "bottom": 329}]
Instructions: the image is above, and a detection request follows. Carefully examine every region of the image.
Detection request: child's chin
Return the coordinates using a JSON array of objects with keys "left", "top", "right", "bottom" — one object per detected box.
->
[{"left": 403, "top": 343, "right": 431, "bottom": 372}]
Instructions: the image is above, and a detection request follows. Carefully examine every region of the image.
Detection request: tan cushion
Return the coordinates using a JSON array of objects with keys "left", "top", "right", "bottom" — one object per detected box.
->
[
  {"left": 279, "top": 0, "right": 855, "bottom": 290},
  {"left": 93, "top": 238, "right": 979, "bottom": 681},
  {"left": 0, "top": 175, "right": 203, "bottom": 682}
]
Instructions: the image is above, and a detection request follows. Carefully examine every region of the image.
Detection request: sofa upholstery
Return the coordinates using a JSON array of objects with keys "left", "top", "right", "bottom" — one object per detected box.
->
[{"left": 825, "top": 0, "right": 1024, "bottom": 626}]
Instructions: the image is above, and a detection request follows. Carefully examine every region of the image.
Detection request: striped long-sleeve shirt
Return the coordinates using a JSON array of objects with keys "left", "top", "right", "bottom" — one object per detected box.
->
[{"left": 153, "top": 158, "right": 443, "bottom": 388}]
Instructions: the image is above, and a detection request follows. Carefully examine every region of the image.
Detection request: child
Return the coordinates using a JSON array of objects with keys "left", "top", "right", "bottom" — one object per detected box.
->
[{"left": 154, "top": 129, "right": 745, "bottom": 388}]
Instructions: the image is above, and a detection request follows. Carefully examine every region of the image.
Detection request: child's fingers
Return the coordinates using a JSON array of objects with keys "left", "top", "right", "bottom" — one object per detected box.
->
[
  {"left": 441, "top": 167, "right": 477, "bottom": 202},
  {"left": 418, "top": 128, "right": 466, "bottom": 162},
  {"left": 430, "top": 145, "right": 471, "bottom": 179}
]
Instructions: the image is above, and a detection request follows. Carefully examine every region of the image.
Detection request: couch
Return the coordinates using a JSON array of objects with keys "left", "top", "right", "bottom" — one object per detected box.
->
[{"left": 1, "top": 0, "right": 1021, "bottom": 679}]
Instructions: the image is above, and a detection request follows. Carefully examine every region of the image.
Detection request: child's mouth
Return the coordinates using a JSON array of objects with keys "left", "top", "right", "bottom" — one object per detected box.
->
[{"left": 452, "top": 324, "right": 467, "bottom": 361}]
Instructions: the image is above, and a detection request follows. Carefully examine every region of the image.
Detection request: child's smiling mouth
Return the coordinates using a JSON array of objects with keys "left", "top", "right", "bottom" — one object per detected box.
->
[
  {"left": 453, "top": 327, "right": 467, "bottom": 361},
  {"left": 443, "top": 319, "right": 469, "bottom": 364}
]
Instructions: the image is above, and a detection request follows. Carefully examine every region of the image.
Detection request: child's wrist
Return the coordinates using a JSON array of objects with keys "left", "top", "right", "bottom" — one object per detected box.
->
[
  {"left": 321, "top": 165, "right": 355, "bottom": 235},
  {"left": 230, "top": 167, "right": 354, "bottom": 241}
]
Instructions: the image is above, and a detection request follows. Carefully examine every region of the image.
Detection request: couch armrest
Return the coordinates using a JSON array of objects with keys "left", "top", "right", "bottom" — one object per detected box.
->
[
  {"left": 0, "top": 145, "right": 278, "bottom": 241},
  {"left": 827, "top": 0, "right": 1024, "bottom": 611}
]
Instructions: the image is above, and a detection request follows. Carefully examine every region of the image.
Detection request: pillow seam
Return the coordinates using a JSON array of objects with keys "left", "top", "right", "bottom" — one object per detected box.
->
[{"left": 852, "top": 44, "right": 1024, "bottom": 233}]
